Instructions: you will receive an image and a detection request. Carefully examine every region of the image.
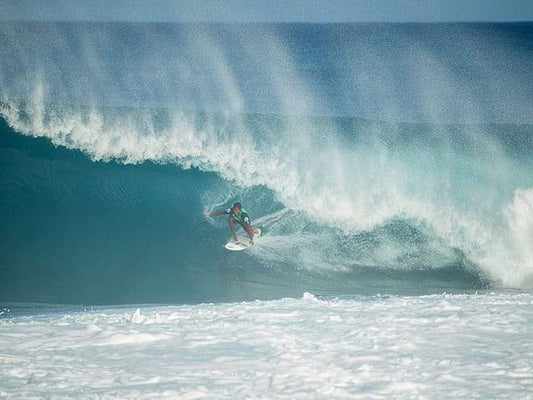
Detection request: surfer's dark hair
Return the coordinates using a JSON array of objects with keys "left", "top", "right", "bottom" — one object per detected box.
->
[{"left": 232, "top": 202, "right": 242, "bottom": 210}]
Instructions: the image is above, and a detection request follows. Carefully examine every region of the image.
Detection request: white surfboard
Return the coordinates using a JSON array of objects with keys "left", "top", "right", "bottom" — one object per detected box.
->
[{"left": 224, "top": 228, "right": 262, "bottom": 251}]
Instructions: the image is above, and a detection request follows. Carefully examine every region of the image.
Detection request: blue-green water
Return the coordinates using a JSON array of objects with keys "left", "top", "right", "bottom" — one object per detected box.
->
[{"left": 0, "top": 22, "right": 532, "bottom": 305}]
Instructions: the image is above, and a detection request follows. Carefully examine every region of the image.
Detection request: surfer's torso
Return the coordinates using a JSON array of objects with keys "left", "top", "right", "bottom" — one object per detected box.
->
[{"left": 225, "top": 208, "right": 250, "bottom": 225}]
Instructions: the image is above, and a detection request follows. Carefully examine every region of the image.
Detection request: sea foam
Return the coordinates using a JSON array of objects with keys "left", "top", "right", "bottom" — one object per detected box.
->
[{"left": 1, "top": 293, "right": 532, "bottom": 399}]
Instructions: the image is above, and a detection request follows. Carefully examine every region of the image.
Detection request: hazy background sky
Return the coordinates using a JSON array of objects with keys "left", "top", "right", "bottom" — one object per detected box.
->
[{"left": 2, "top": 0, "right": 533, "bottom": 23}]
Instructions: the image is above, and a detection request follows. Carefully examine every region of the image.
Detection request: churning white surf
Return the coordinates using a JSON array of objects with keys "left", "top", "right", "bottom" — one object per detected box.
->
[{"left": 1, "top": 293, "right": 532, "bottom": 399}]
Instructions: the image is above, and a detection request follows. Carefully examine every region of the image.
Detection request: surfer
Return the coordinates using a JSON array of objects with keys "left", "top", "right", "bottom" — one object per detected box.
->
[{"left": 209, "top": 202, "right": 259, "bottom": 244}]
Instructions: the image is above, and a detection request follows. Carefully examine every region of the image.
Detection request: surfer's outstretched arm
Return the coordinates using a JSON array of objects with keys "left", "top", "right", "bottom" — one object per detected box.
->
[{"left": 209, "top": 209, "right": 228, "bottom": 218}]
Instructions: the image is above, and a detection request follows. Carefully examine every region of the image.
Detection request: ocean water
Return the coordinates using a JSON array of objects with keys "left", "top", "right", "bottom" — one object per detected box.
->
[{"left": 0, "top": 21, "right": 532, "bottom": 398}]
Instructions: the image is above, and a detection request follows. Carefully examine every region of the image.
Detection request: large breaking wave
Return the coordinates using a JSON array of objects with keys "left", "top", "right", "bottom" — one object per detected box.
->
[{"left": 0, "top": 22, "right": 532, "bottom": 304}]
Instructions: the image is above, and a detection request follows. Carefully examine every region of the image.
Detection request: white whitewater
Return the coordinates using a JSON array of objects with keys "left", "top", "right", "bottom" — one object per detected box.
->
[{"left": 1, "top": 292, "right": 532, "bottom": 399}]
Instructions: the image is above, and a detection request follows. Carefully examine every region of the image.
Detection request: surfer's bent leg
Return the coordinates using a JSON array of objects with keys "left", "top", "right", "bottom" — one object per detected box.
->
[
  {"left": 240, "top": 214, "right": 255, "bottom": 240},
  {"left": 228, "top": 217, "right": 238, "bottom": 241}
]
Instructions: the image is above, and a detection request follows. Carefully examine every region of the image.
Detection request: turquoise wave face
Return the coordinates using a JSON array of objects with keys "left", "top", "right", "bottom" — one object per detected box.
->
[
  {"left": 1, "top": 110, "right": 529, "bottom": 305},
  {"left": 0, "top": 22, "right": 532, "bottom": 304}
]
